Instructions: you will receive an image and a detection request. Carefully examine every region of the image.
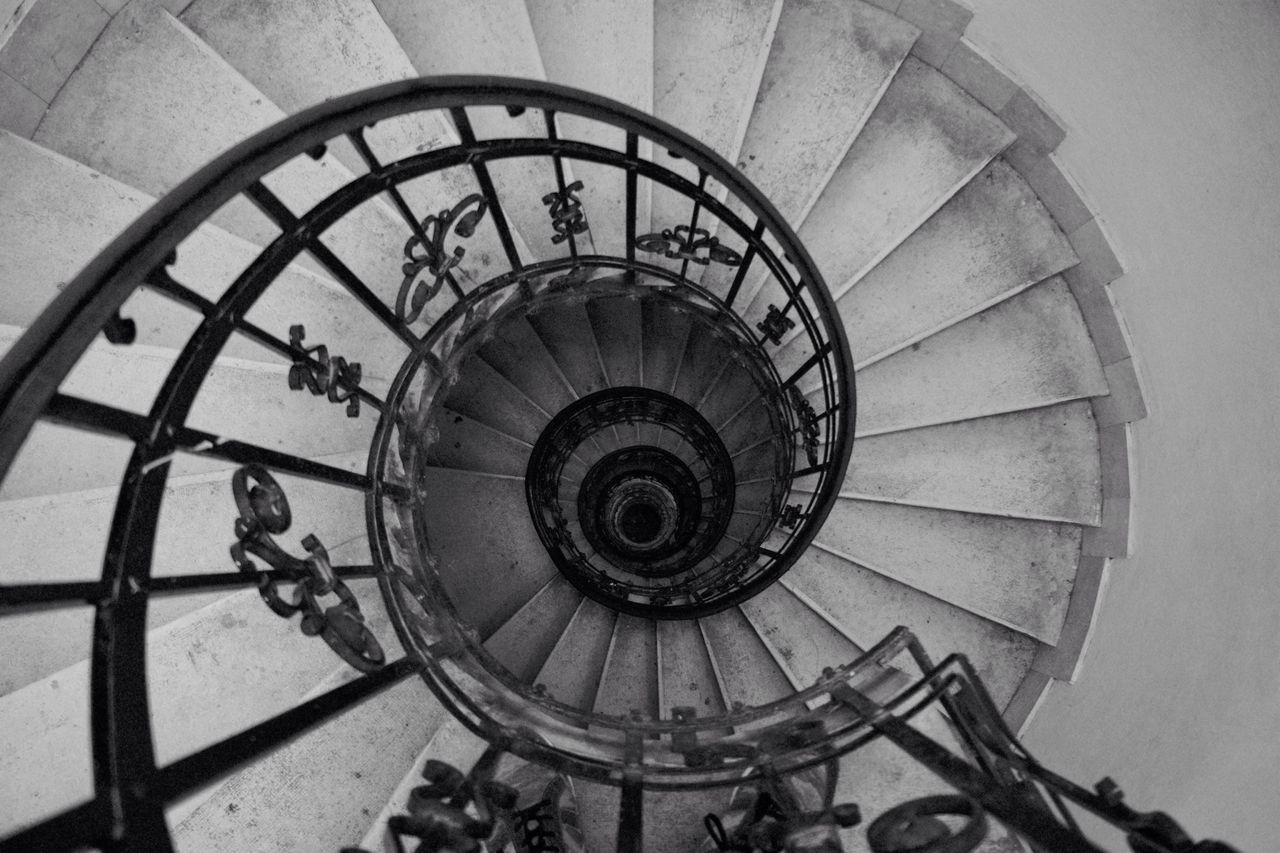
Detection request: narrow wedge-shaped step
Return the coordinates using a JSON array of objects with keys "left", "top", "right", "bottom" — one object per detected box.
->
[
  {"left": 477, "top": 316, "right": 579, "bottom": 417},
  {"left": 357, "top": 716, "right": 488, "bottom": 853},
  {"left": 772, "top": 157, "right": 1077, "bottom": 378},
  {"left": 483, "top": 574, "right": 581, "bottom": 682},
  {"left": 526, "top": 301, "right": 610, "bottom": 397},
  {"left": 815, "top": 499, "right": 1079, "bottom": 644},
  {"left": 442, "top": 353, "right": 551, "bottom": 445},
  {"left": 739, "top": 581, "right": 862, "bottom": 689},
  {"left": 372, "top": 0, "right": 581, "bottom": 262},
  {"left": 730, "top": 0, "right": 917, "bottom": 225},
  {"left": 178, "top": 0, "right": 522, "bottom": 287},
  {"left": 536, "top": 597, "right": 617, "bottom": 712},
  {"left": 657, "top": 619, "right": 728, "bottom": 721},
  {"left": 418, "top": 468, "right": 559, "bottom": 639},
  {"left": 785, "top": 547, "right": 1038, "bottom": 709},
  {"left": 592, "top": 614, "right": 658, "bottom": 721},
  {"left": 424, "top": 407, "right": 532, "bottom": 478},
  {"left": 173, "top": 670, "right": 440, "bottom": 853},
  {"left": 650, "top": 0, "right": 781, "bottom": 232},
  {"left": 527, "top": 0, "right": 654, "bottom": 255},
  {"left": 0, "top": 458, "right": 368, "bottom": 695},
  {"left": 0, "top": 132, "right": 407, "bottom": 380},
  {"left": 849, "top": 278, "right": 1108, "bottom": 435},
  {"left": 744, "top": 58, "right": 1014, "bottom": 322},
  {"left": 640, "top": 298, "right": 692, "bottom": 394},
  {"left": 586, "top": 295, "right": 643, "bottom": 388},
  {"left": 33, "top": 1, "right": 415, "bottom": 310},
  {"left": 699, "top": 607, "right": 793, "bottom": 709},
  {"left": 846, "top": 401, "right": 1102, "bottom": 524}
]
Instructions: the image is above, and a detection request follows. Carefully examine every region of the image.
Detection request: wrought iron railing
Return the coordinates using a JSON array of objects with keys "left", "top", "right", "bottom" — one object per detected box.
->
[{"left": 0, "top": 77, "right": 852, "bottom": 850}]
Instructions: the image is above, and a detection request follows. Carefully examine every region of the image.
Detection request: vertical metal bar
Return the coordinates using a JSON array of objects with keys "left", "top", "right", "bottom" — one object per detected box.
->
[
  {"left": 450, "top": 107, "right": 523, "bottom": 272},
  {"left": 543, "top": 109, "right": 578, "bottom": 258},
  {"left": 725, "top": 221, "right": 766, "bottom": 308},
  {"left": 625, "top": 132, "right": 638, "bottom": 265},
  {"left": 617, "top": 770, "right": 645, "bottom": 853},
  {"left": 680, "top": 171, "right": 709, "bottom": 281}
]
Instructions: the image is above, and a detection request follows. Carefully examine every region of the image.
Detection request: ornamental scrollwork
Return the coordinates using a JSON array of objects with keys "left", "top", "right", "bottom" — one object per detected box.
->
[
  {"left": 635, "top": 225, "right": 742, "bottom": 267},
  {"left": 398, "top": 193, "right": 488, "bottom": 323}
]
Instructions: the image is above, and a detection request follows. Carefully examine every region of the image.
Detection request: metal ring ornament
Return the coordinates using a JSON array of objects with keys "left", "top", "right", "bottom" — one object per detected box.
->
[{"left": 866, "top": 795, "right": 988, "bottom": 853}]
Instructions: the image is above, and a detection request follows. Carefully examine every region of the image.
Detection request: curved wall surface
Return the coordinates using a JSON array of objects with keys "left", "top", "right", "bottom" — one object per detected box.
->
[{"left": 966, "top": 2, "right": 1280, "bottom": 848}]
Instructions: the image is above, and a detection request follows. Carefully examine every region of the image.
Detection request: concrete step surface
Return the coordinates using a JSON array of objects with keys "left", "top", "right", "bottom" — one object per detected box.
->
[
  {"left": 536, "top": 595, "right": 618, "bottom": 712},
  {"left": 593, "top": 613, "right": 659, "bottom": 721},
  {"left": 815, "top": 498, "right": 1079, "bottom": 644},
  {"left": 483, "top": 573, "right": 582, "bottom": 683}
]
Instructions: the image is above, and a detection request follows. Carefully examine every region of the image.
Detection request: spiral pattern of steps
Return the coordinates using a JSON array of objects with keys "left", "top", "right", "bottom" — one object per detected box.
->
[{"left": 0, "top": 0, "right": 1144, "bottom": 850}]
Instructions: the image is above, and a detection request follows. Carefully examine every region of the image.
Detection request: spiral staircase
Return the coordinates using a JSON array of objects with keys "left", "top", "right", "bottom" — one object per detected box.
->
[{"left": 0, "top": 0, "right": 1165, "bottom": 851}]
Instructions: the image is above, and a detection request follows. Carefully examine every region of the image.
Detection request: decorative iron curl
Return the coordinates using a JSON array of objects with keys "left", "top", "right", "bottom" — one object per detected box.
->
[
  {"left": 635, "top": 224, "right": 742, "bottom": 267},
  {"left": 230, "top": 464, "right": 384, "bottom": 671},
  {"left": 398, "top": 193, "right": 488, "bottom": 323}
]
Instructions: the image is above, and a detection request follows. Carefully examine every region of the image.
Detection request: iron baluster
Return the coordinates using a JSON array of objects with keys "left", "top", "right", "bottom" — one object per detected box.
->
[
  {"left": 398, "top": 193, "right": 488, "bottom": 324},
  {"left": 543, "top": 179, "right": 590, "bottom": 247},
  {"left": 757, "top": 304, "right": 796, "bottom": 345},
  {"left": 287, "top": 324, "right": 365, "bottom": 417}
]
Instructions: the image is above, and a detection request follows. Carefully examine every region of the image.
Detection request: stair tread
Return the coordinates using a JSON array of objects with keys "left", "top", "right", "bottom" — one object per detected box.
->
[
  {"left": 657, "top": 618, "right": 727, "bottom": 721},
  {"left": 849, "top": 277, "right": 1109, "bottom": 435},
  {"left": 815, "top": 498, "right": 1079, "bottom": 644},
  {"left": 593, "top": 613, "right": 658, "bottom": 721},
  {"left": 747, "top": 57, "right": 1014, "bottom": 325},
  {"left": 483, "top": 574, "right": 581, "bottom": 683},
  {"left": 33, "top": 0, "right": 415, "bottom": 307},
  {"left": 527, "top": 0, "right": 654, "bottom": 255},
  {"left": 179, "top": 0, "right": 520, "bottom": 290},
  {"left": 537, "top": 597, "right": 617, "bottom": 711},
  {"left": 846, "top": 401, "right": 1102, "bottom": 524},
  {"left": 527, "top": 301, "right": 611, "bottom": 398},
  {"left": 372, "top": 0, "right": 581, "bottom": 262},
  {"left": 424, "top": 406, "right": 532, "bottom": 478},
  {"left": 739, "top": 581, "right": 862, "bottom": 689},
  {"left": 418, "top": 468, "right": 559, "bottom": 640},
  {"left": 586, "top": 295, "right": 644, "bottom": 388},
  {"left": 478, "top": 316, "right": 579, "bottom": 417},
  {"left": 699, "top": 607, "right": 793, "bottom": 709},
  {"left": 443, "top": 352, "right": 551, "bottom": 444},
  {"left": 734, "top": 0, "right": 918, "bottom": 226},
  {"left": 845, "top": 158, "right": 1079, "bottom": 366},
  {"left": 788, "top": 547, "right": 1038, "bottom": 709},
  {"left": 649, "top": 0, "right": 781, "bottom": 241}
]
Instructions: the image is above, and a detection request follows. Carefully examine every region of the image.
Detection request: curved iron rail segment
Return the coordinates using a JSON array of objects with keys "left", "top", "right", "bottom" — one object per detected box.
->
[{"left": 0, "top": 78, "right": 1235, "bottom": 853}]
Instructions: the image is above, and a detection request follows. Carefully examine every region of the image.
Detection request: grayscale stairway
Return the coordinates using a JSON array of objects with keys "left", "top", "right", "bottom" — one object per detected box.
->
[{"left": 0, "top": 0, "right": 1141, "bottom": 851}]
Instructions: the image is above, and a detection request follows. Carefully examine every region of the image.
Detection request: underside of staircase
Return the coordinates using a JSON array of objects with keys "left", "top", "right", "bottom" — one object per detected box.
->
[{"left": 0, "top": 0, "right": 1148, "bottom": 850}]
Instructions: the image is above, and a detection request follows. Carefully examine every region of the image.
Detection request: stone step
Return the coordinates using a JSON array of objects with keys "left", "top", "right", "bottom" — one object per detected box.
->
[
  {"left": 179, "top": 0, "right": 523, "bottom": 293},
  {"left": 527, "top": 301, "right": 611, "bottom": 398},
  {"left": 537, "top": 596, "right": 617, "bottom": 711},
  {"left": 418, "top": 467, "right": 560, "bottom": 642},
  {"left": 0, "top": 568, "right": 393, "bottom": 838},
  {"left": 814, "top": 499, "right": 1080, "bottom": 644},
  {"left": 785, "top": 547, "right": 1038, "bottom": 710},
  {"left": 173, "top": 661, "right": 439, "bottom": 853},
  {"left": 483, "top": 573, "right": 582, "bottom": 683},
  {"left": 526, "top": 0, "right": 654, "bottom": 256},
  {"left": 0, "top": 324, "right": 378, "bottom": 500},
  {"left": 586, "top": 294, "right": 644, "bottom": 388},
  {"left": 843, "top": 401, "right": 1102, "bottom": 524},
  {"left": 423, "top": 405, "right": 533, "bottom": 478},
  {"left": 846, "top": 277, "right": 1108, "bottom": 436},
  {"left": 0, "top": 131, "right": 409, "bottom": 381},
  {"left": 699, "top": 606, "right": 793, "bottom": 709},
  {"left": 443, "top": 351, "right": 552, "bottom": 445},
  {"left": 656, "top": 617, "right": 728, "bottom": 722},
  {"left": 371, "top": 0, "right": 583, "bottom": 263},
  {"left": 771, "top": 157, "right": 1078, "bottom": 380},
  {"left": 742, "top": 58, "right": 1014, "bottom": 328},
  {"left": 739, "top": 580, "right": 863, "bottom": 690},
  {"left": 33, "top": 0, "right": 421, "bottom": 319},
  {"left": 356, "top": 715, "right": 489, "bottom": 853},
  {"left": 640, "top": 297, "right": 693, "bottom": 395},
  {"left": 593, "top": 613, "right": 658, "bottom": 721},
  {"left": 649, "top": 0, "right": 782, "bottom": 251},
  {"left": 0, "top": 456, "right": 369, "bottom": 697},
  {"left": 478, "top": 314, "right": 580, "bottom": 417}
]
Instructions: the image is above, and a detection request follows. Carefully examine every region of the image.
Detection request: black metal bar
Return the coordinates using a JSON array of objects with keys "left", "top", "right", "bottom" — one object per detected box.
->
[
  {"left": 242, "top": 181, "right": 419, "bottom": 350},
  {"left": 725, "top": 221, "right": 765, "bottom": 308},
  {"left": 830, "top": 683, "right": 1104, "bottom": 853},
  {"left": 153, "top": 656, "right": 420, "bottom": 802},
  {"left": 781, "top": 343, "right": 832, "bottom": 388},
  {"left": 792, "top": 463, "right": 827, "bottom": 479},
  {"left": 149, "top": 564, "right": 379, "bottom": 595},
  {"left": 43, "top": 394, "right": 378, "bottom": 493},
  {"left": 0, "top": 799, "right": 110, "bottom": 853},
  {"left": 0, "top": 581, "right": 103, "bottom": 613},
  {"left": 625, "top": 132, "right": 638, "bottom": 265},
  {"left": 346, "top": 129, "right": 465, "bottom": 301},
  {"left": 617, "top": 771, "right": 645, "bottom": 853},
  {"left": 544, "top": 109, "right": 579, "bottom": 258},
  {"left": 450, "top": 107, "right": 523, "bottom": 271},
  {"left": 680, "top": 171, "right": 709, "bottom": 281}
]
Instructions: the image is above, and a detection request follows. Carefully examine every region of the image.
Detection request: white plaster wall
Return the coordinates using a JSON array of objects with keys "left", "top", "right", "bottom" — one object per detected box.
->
[{"left": 964, "top": 2, "right": 1280, "bottom": 848}]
